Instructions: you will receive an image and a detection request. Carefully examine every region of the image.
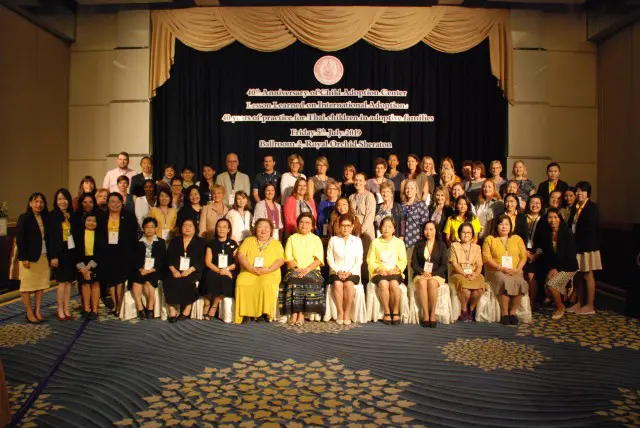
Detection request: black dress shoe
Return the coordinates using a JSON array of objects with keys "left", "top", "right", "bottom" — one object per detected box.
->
[
  {"left": 509, "top": 315, "right": 519, "bottom": 325},
  {"left": 178, "top": 314, "right": 188, "bottom": 321},
  {"left": 241, "top": 316, "right": 251, "bottom": 324},
  {"left": 500, "top": 315, "right": 510, "bottom": 325},
  {"left": 137, "top": 310, "right": 146, "bottom": 320},
  {"left": 420, "top": 320, "right": 429, "bottom": 328},
  {"left": 429, "top": 321, "right": 438, "bottom": 328},
  {"left": 88, "top": 312, "right": 98, "bottom": 321},
  {"left": 145, "top": 308, "right": 154, "bottom": 319},
  {"left": 168, "top": 316, "right": 177, "bottom": 323}
]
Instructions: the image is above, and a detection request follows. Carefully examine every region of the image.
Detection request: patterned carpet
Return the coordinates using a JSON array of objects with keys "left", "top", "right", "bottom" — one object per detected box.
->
[{"left": 1, "top": 294, "right": 639, "bottom": 427}]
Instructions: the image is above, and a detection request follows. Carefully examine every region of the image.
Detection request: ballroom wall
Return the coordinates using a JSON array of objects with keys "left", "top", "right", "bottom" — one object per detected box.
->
[
  {"left": 0, "top": 6, "right": 69, "bottom": 216},
  {"left": 597, "top": 21, "right": 640, "bottom": 225},
  {"left": 67, "top": 8, "right": 599, "bottom": 200},
  {"left": 68, "top": 10, "right": 150, "bottom": 190},
  {"left": 507, "top": 10, "right": 598, "bottom": 198}
]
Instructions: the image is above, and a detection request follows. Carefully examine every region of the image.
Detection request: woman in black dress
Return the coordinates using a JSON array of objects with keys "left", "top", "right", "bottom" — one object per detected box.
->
[
  {"left": 98, "top": 192, "right": 138, "bottom": 316},
  {"left": 131, "top": 217, "right": 166, "bottom": 320},
  {"left": 48, "top": 188, "right": 77, "bottom": 321},
  {"left": 163, "top": 219, "right": 206, "bottom": 322},
  {"left": 176, "top": 185, "right": 203, "bottom": 232},
  {"left": 72, "top": 213, "right": 102, "bottom": 320},
  {"left": 202, "top": 218, "right": 238, "bottom": 320}
]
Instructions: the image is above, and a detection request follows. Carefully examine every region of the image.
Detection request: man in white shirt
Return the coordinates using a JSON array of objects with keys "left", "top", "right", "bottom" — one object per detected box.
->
[
  {"left": 130, "top": 156, "right": 154, "bottom": 197},
  {"left": 215, "top": 152, "right": 251, "bottom": 205},
  {"left": 103, "top": 152, "right": 136, "bottom": 193}
]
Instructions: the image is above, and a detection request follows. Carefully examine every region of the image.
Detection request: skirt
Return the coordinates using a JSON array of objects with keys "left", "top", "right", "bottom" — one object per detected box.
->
[
  {"left": 129, "top": 270, "right": 161, "bottom": 288},
  {"left": 282, "top": 269, "right": 324, "bottom": 315},
  {"left": 577, "top": 251, "right": 602, "bottom": 272},
  {"left": 486, "top": 270, "right": 528, "bottom": 296},
  {"left": 19, "top": 255, "right": 50, "bottom": 292},
  {"left": 162, "top": 273, "right": 199, "bottom": 306},
  {"left": 545, "top": 271, "right": 577, "bottom": 296},
  {"left": 371, "top": 274, "right": 403, "bottom": 284},
  {"left": 53, "top": 249, "right": 76, "bottom": 283},
  {"left": 328, "top": 274, "right": 360, "bottom": 284},
  {"left": 450, "top": 273, "right": 485, "bottom": 290},
  {"left": 413, "top": 274, "right": 446, "bottom": 286},
  {"left": 102, "top": 253, "right": 129, "bottom": 287},
  {"left": 201, "top": 270, "right": 235, "bottom": 298}
]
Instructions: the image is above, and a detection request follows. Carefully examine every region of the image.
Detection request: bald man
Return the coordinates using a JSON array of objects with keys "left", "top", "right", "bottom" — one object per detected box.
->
[{"left": 215, "top": 153, "right": 251, "bottom": 205}]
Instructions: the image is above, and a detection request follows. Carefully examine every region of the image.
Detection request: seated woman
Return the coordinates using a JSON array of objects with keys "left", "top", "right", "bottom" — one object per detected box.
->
[
  {"left": 443, "top": 196, "right": 481, "bottom": 245},
  {"left": 72, "top": 212, "right": 102, "bottom": 320},
  {"left": 411, "top": 221, "right": 447, "bottom": 327},
  {"left": 235, "top": 219, "right": 285, "bottom": 323},
  {"left": 252, "top": 183, "right": 283, "bottom": 240},
  {"left": 130, "top": 217, "right": 166, "bottom": 320},
  {"left": 149, "top": 188, "right": 177, "bottom": 241},
  {"left": 534, "top": 208, "right": 578, "bottom": 320},
  {"left": 283, "top": 213, "right": 325, "bottom": 325},
  {"left": 329, "top": 197, "right": 362, "bottom": 237},
  {"left": 449, "top": 222, "right": 485, "bottom": 322},
  {"left": 482, "top": 215, "right": 529, "bottom": 325},
  {"left": 202, "top": 218, "right": 238, "bottom": 320},
  {"left": 226, "top": 191, "right": 252, "bottom": 244},
  {"left": 367, "top": 217, "right": 407, "bottom": 325},
  {"left": 326, "top": 213, "right": 363, "bottom": 325},
  {"left": 163, "top": 219, "right": 206, "bottom": 323}
]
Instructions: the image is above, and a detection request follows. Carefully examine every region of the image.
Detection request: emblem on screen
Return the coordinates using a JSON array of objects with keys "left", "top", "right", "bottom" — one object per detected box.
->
[{"left": 314, "top": 56, "right": 344, "bottom": 85}]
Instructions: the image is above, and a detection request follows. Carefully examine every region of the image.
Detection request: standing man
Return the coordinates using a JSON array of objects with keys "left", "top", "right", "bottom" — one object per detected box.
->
[
  {"left": 215, "top": 152, "right": 251, "bottom": 205},
  {"left": 538, "top": 162, "right": 569, "bottom": 207},
  {"left": 252, "top": 154, "right": 281, "bottom": 203},
  {"left": 103, "top": 152, "right": 136, "bottom": 193},
  {"left": 130, "top": 156, "right": 154, "bottom": 197}
]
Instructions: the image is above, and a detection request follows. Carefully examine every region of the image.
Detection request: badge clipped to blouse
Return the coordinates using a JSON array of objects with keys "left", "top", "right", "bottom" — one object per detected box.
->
[
  {"left": 218, "top": 254, "right": 228, "bottom": 269},
  {"left": 108, "top": 231, "right": 119, "bottom": 245},
  {"left": 462, "top": 263, "right": 473, "bottom": 275},
  {"left": 161, "top": 229, "right": 170, "bottom": 241},
  {"left": 253, "top": 256, "right": 265, "bottom": 268},
  {"left": 144, "top": 257, "right": 155, "bottom": 270},
  {"left": 67, "top": 234, "right": 76, "bottom": 250},
  {"left": 501, "top": 255, "right": 513, "bottom": 269},
  {"left": 375, "top": 192, "right": 383, "bottom": 204},
  {"left": 424, "top": 262, "right": 434, "bottom": 274},
  {"left": 179, "top": 256, "right": 191, "bottom": 271},
  {"left": 227, "top": 192, "right": 236, "bottom": 206},
  {"left": 380, "top": 250, "right": 394, "bottom": 265}
]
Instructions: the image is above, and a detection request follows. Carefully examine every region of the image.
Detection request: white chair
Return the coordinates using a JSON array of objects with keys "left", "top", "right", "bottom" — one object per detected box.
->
[
  {"left": 119, "top": 282, "right": 168, "bottom": 321},
  {"left": 323, "top": 283, "right": 367, "bottom": 323},
  {"left": 217, "top": 297, "right": 235, "bottom": 323},
  {"left": 475, "top": 283, "right": 532, "bottom": 324},
  {"left": 406, "top": 281, "right": 455, "bottom": 324},
  {"left": 449, "top": 283, "right": 462, "bottom": 321},
  {"left": 365, "top": 282, "right": 410, "bottom": 323}
]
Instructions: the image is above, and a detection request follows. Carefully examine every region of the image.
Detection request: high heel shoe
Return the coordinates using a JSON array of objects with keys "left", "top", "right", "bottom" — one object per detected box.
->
[
  {"left": 25, "top": 315, "right": 40, "bottom": 325},
  {"left": 56, "top": 314, "right": 66, "bottom": 322},
  {"left": 382, "top": 313, "right": 391, "bottom": 325}
]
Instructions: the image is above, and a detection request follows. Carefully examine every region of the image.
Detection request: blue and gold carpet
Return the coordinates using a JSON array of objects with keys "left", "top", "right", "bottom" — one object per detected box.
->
[{"left": 1, "top": 294, "right": 639, "bottom": 427}]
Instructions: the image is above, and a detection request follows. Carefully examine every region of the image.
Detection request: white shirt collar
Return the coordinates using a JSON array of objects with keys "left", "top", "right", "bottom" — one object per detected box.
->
[{"left": 139, "top": 235, "right": 159, "bottom": 243}]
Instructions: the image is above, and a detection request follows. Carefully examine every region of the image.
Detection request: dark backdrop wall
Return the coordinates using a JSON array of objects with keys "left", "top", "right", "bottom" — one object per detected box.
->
[{"left": 152, "top": 38, "right": 507, "bottom": 180}]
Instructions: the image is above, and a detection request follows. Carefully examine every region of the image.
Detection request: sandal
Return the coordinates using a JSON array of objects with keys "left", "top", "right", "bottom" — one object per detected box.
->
[
  {"left": 392, "top": 314, "right": 401, "bottom": 325},
  {"left": 203, "top": 315, "right": 212, "bottom": 321},
  {"left": 382, "top": 314, "right": 392, "bottom": 325}
]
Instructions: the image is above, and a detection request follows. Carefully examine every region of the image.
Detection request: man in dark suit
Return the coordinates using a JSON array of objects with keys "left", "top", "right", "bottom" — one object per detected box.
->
[
  {"left": 538, "top": 162, "right": 568, "bottom": 207},
  {"left": 130, "top": 156, "right": 154, "bottom": 197}
]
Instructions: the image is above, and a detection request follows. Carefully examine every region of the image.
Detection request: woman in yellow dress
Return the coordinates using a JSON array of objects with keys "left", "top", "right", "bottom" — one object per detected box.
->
[
  {"left": 235, "top": 218, "right": 285, "bottom": 324},
  {"left": 149, "top": 188, "right": 177, "bottom": 241},
  {"left": 367, "top": 217, "right": 407, "bottom": 325},
  {"left": 482, "top": 214, "right": 529, "bottom": 325}
]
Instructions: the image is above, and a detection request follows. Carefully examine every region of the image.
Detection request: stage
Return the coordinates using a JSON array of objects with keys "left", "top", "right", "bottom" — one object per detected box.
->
[{"left": 1, "top": 288, "right": 639, "bottom": 427}]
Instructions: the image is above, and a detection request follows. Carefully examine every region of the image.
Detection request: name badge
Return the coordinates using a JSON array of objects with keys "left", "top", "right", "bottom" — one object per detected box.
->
[
  {"left": 227, "top": 192, "right": 235, "bottom": 205},
  {"left": 501, "top": 255, "right": 513, "bottom": 269},
  {"left": 463, "top": 267, "right": 473, "bottom": 275},
  {"left": 144, "top": 257, "right": 155, "bottom": 270},
  {"left": 179, "top": 256, "right": 190, "bottom": 271},
  {"left": 571, "top": 223, "right": 576, "bottom": 234},
  {"left": 67, "top": 235, "right": 75, "bottom": 250},
  {"left": 108, "top": 231, "right": 119, "bottom": 245},
  {"left": 218, "top": 254, "right": 228, "bottom": 268},
  {"left": 322, "top": 223, "right": 328, "bottom": 236},
  {"left": 424, "top": 262, "right": 434, "bottom": 274},
  {"left": 161, "top": 229, "right": 170, "bottom": 240},
  {"left": 375, "top": 193, "right": 383, "bottom": 204},
  {"left": 527, "top": 239, "right": 533, "bottom": 249},
  {"left": 380, "top": 250, "right": 394, "bottom": 265},
  {"left": 253, "top": 256, "right": 265, "bottom": 268}
]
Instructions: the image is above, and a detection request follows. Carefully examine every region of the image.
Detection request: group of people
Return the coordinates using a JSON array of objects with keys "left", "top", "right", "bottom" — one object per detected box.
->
[{"left": 15, "top": 151, "right": 601, "bottom": 326}]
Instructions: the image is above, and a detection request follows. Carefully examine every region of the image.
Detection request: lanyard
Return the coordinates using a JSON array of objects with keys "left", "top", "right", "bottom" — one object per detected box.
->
[
  {"left": 256, "top": 237, "right": 271, "bottom": 255},
  {"left": 425, "top": 240, "right": 435, "bottom": 262},
  {"left": 461, "top": 242, "right": 472, "bottom": 263},
  {"left": 498, "top": 236, "right": 509, "bottom": 256}
]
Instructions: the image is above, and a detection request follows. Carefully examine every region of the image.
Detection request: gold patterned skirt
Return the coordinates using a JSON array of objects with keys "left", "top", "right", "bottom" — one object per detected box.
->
[{"left": 19, "top": 255, "right": 51, "bottom": 292}]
